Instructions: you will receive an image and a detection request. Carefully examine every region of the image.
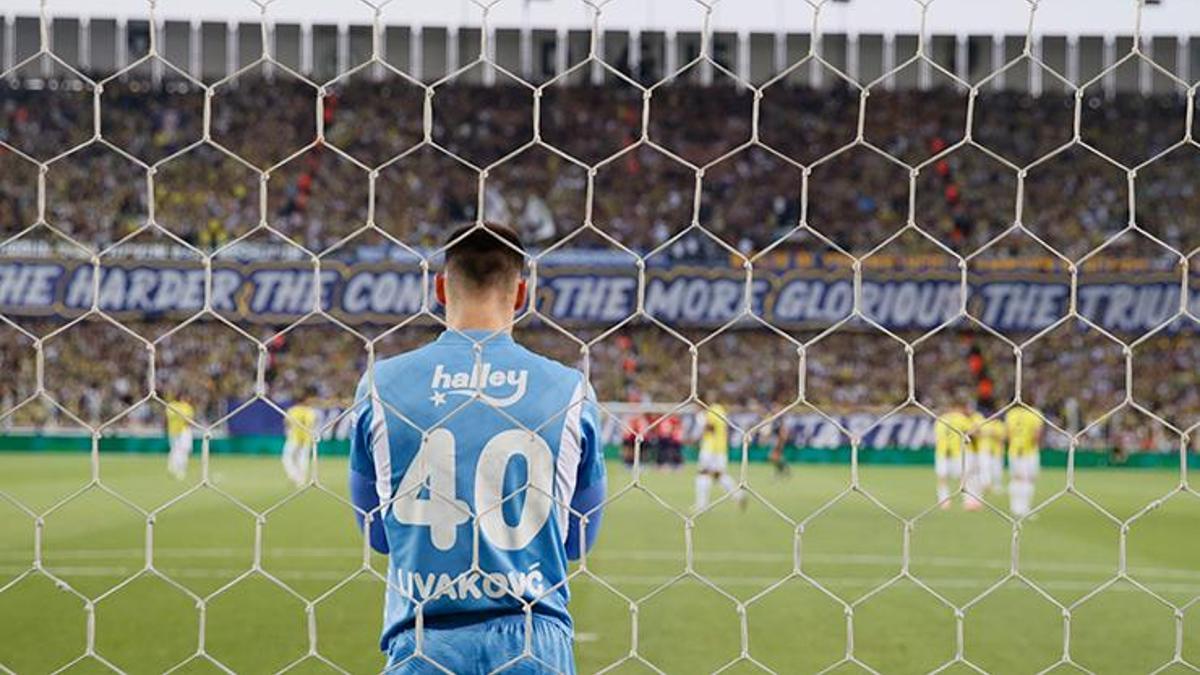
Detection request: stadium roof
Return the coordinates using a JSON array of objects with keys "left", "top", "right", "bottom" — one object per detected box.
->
[{"left": 6, "top": 0, "right": 1199, "bottom": 38}]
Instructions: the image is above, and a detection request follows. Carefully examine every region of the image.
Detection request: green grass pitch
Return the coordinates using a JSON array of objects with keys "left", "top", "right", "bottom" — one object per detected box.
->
[{"left": 0, "top": 452, "right": 1197, "bottom": 674}]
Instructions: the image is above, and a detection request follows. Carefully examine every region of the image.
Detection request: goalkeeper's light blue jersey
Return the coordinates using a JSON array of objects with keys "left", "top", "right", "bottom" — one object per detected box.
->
[{"left": 348, "top": 329, "right": 606, "bottom": 653}]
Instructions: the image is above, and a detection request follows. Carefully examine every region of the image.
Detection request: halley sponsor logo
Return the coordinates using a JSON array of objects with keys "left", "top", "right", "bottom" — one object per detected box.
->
[
  {"left": 430, "top": 363, "right": 529, "bottom": 408},
  {"left": 392, "top": 565, "right": 547, "bottom": 601}
]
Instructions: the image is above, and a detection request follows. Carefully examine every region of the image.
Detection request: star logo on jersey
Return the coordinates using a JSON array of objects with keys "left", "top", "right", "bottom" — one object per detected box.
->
[
  {"left": 430, "top": 363, "right": 529, "bottom": 408},
  {"left": 429, "top": 391, "right": 447, "bottom": 407}
]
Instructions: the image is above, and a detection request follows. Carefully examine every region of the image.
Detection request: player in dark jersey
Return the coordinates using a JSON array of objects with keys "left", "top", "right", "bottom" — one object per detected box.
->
[{"left": 768, "top": 420, "right": 791, "bottom": 477}]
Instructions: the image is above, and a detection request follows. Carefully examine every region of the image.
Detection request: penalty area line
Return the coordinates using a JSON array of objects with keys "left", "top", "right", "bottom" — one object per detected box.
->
[
  {"left": 7, "top": 547, "right": 1200, "bottom": 581},
  {"left": 3, "top": 564, "right": 1200, "bottom": 595}
]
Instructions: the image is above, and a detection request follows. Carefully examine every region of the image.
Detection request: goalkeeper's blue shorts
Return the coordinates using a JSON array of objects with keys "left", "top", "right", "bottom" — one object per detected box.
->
[{"left": 385, "top": 613, "right": 575, "bottom": 674}]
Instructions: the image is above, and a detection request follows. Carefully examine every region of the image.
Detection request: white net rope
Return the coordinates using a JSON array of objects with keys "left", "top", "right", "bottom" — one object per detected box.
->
[{"left": 0, "top": 0, "right": 1196, "bottom": 672}]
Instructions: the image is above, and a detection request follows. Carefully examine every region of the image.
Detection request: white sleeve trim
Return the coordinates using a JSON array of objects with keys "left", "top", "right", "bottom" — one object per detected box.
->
[
  {"left": 554, "top": 378, "right": 586, "bottom": 533},
  {"left": 369, "top": 395, "right": 392, "bottom": 504}
]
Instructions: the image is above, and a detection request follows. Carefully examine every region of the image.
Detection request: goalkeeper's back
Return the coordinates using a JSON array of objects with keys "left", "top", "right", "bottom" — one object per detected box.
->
[
  {"left": 346, "top": 224, "right": 605, "bottom": 673},
  {"left": 349, "top": 330, "right": 602, "bottom": 644}
]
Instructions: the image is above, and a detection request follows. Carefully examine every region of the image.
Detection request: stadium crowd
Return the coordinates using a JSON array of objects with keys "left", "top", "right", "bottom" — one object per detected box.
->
[
  {"left": 1, "top": 75, "right": 1197, "bottom": 257},
  {"left": 1, "top": 318, "right": 1196, "bottom": 455},
  {"left": 1, "top": 74, "right": 1198, "bottom": 457}
]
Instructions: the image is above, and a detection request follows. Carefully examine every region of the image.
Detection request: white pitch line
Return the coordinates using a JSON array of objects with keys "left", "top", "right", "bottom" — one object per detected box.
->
[
  {"left": 579, "top": 575, "right": 1200, "bottom": 594},
  {"left": 5, "top": 547, "right": 1200, "bottom": 581},
  {"left": 601, "top": 550, "right": 1200, "bottom": 581},
  {"left": 3, "top": 565, "right": 1199, "bottom": 595}
]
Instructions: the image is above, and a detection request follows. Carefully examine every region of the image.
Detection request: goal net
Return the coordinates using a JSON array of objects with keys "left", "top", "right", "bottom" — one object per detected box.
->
[{"left": 0, "top": 0, "right": 1197, "bottom": 672}]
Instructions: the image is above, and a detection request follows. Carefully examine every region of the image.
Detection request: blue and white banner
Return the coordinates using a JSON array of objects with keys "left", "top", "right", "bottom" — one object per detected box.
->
[
  {"left": 0, "top": 253, "right": 1191, "bottom": 334},
  {"left": 600, "top": 410, "right": 1077, "bottom": 452},
  {"left": 599, "top": 410, "right": 941, "bottom": 450}
]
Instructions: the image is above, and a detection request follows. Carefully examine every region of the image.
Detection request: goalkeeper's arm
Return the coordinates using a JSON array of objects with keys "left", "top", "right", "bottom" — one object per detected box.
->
[
  {"left": 563, "top": 383, "right": 606, "bottom": 560},
  {"left": 348, "top": 397, "right": 390, "bottom": 555}
]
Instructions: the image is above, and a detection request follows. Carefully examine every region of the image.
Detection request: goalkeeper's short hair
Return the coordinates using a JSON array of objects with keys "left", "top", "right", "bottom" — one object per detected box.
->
[{"left": 443, "top": 222, "right": 526, "bottom": 290}]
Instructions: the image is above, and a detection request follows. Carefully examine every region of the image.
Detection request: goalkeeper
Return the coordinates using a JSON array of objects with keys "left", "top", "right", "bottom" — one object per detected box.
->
[{"left": 347, "top": 223, "right": 606, "bottom": 673}]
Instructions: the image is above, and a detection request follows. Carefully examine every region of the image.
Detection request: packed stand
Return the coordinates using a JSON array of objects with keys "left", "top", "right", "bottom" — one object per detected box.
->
[
  {"left": 1, "top": 318, "right": 1196, "bottom": 455},
  {"left": 2, "top": 76, "right": 1198, "bottom": 257},
  {"left": 1, "top": 74, "right": 1198, "bottom": 458}
]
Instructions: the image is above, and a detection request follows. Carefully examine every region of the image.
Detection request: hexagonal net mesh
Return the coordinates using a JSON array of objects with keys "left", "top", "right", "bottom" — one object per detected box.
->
[{"left": 0, "top": 0, "right": 1198, "bottom": 672}]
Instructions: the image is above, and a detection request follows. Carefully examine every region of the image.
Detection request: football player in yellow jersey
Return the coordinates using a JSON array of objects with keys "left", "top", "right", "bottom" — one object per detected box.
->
[
  {"left": 165, "top": 396, "right": 196, "bottom": 480},
  {"left": 1005, "top": 405, "right": 1044, "bottom": 517},
  {"left": 694, "top": 396, "right": 745, "bottom": 511},
  {"left": 283, "top": 390, "right": 320, "bottom": 487},
  {"left": 934, "top": 402, "right": 974, "bottom": 509},
  {"left": 962, "top": 406, "right": 988, "bottom": 511},
  {"left": 974, "top": 411, "right": 1007, "bottom": 495}
]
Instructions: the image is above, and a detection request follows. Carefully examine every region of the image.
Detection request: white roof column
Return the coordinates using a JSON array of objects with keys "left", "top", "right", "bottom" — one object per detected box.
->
[
  {"left": 1102, "top": 34, "right": 1116, "bottom": 99},
  {"left": 410, "top": 26, "right": 422, "bottom": 81}
]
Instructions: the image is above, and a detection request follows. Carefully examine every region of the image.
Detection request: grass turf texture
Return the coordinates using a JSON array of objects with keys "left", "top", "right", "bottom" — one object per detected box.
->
[{"left": 0, "top": 453, "right": 1197, "bottom": 674}]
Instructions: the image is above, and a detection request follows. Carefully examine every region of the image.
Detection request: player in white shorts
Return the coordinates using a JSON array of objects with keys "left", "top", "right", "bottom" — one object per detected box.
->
[
  {"left": 934, "top": 403, "right": 974, "bottom": 509},
  {"left": 1005, "top": 405, "right": 1044, "bottom": 517},
  {"left": 282, "top": 391, "right": 319, "bottom": 487},
  {"left": 694, "top": 400, "right": 745, "bottom": 511},
  {"left": 974, "top": 409, "right": 1007, "bottom": 494},
  {"left": 165, "top": 397, "right": 196, "bottom": 480}
]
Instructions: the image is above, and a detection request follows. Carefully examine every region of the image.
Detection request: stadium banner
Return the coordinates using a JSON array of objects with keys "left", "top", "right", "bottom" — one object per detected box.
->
[
  {"left": 0, "top": 250, "right": 1190, "bottom": 334},
  {"left": 0, "top": 430, "right": 1190, "bottom": 469},
  {"left": 599, "top": 409, "right": 943, "bottom": 450},
  {"left": 222, "top": 402, "right": 942, "bottom": 448},
  {"left": 211, "top": 402, "right": 1182, "bottom": 467}
]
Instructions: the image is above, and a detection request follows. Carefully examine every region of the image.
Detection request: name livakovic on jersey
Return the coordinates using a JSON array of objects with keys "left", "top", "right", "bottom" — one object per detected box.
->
[{"left": 391, "top": 564, "right": 548, "bottom": 602}]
